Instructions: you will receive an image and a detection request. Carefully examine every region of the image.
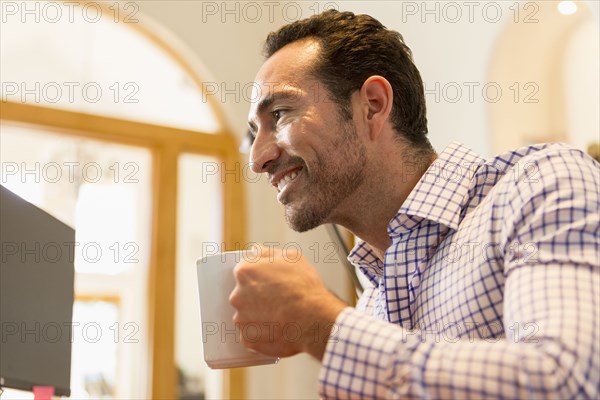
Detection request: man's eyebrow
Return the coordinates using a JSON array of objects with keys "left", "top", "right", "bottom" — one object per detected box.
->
[
  {"left": 256, "top": 93, "right": 276, "bottom": 116},
  {"left": 257, "top": 91, "right": 298, "bottom": 114}
]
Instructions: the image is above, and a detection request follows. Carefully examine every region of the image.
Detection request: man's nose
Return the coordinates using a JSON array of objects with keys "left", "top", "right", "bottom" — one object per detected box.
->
[{"left": 249, "top": 131, "right": 281, "bottom": 174}]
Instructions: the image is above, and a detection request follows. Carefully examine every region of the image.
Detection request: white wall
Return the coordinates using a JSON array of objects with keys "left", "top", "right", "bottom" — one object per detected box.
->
[{"left": 564, "top": 17, "right": 600, "bottom": 150}]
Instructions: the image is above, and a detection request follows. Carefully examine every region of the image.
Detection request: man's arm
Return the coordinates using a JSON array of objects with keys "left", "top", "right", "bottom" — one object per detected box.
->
[{"left": 318, "top": 149, "right": 600, "bottom": 399}]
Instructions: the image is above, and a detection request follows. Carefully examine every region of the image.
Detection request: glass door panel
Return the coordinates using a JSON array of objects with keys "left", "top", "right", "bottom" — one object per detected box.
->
[{"left": 0, "top": 122, "right": 152, "bottom": 399}]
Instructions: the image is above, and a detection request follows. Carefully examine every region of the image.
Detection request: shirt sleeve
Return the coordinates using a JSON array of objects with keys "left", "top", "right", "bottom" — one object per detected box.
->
[{"left": 318, "top": 149, "right": 600, "bottom": 399}]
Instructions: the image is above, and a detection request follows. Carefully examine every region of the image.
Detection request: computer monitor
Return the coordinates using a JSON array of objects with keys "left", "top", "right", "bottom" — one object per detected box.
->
[{"left": 0, "top": 185, "right": 74, "bottom": 396}]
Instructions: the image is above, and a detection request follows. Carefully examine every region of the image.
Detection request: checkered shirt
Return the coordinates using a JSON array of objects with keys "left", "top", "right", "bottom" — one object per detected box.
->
[{"left": 319, "top": 142, "right": 600, "bottom": 399}]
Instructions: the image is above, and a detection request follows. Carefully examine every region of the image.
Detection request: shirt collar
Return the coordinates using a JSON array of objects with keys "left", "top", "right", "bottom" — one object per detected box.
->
[
  {"left": 349, "top": 142, "right": 485, "bottom": 276},
  {"left": 393, "top": 141, "right": 485, "bottom": 232},
  {"left": 348, "top": 240, "right": 382, "bottom": 286}
]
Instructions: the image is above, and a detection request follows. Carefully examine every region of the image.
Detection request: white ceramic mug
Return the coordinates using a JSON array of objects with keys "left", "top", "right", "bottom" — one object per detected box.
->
[{"left": 196, "top": 251, "right": 280, "bottom": 369}]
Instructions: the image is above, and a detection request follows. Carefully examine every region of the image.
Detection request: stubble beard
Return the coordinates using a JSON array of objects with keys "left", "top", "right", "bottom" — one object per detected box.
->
[{"left": 284, "top": 121, "right": 368, "bottom": 232}]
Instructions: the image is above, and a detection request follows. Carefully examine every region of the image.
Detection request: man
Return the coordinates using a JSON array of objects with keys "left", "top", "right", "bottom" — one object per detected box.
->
[{"left": 230, "top": 10, "right": 599, "bottom": 399}]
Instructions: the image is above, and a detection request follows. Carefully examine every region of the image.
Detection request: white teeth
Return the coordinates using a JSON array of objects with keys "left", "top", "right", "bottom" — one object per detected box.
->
[{"left": 277, "top": 170, "right": 299, "bottom": 192}]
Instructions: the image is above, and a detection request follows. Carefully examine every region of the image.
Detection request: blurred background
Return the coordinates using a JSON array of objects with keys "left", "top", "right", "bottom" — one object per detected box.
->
[{"left": 1, "top": 0, "right": 598, "bottom": 399}]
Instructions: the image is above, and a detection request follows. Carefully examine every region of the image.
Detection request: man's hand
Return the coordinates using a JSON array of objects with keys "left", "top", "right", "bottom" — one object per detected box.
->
[{"left": 229, "top": 245, "right": 347, "bottom": 361}]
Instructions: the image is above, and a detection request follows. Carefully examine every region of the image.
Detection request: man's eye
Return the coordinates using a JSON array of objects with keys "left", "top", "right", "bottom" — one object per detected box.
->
[
  {"left": 272, "top": 110, "right": 284, "bottom": 121},
  {"left": 246, "top": 129, "right": 255, "bottom": 145}
]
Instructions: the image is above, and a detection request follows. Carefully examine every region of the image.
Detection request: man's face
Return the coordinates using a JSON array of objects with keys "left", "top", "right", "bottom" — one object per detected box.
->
[{"left": 247, "top": 39, "right": 368, "bottom": 232}]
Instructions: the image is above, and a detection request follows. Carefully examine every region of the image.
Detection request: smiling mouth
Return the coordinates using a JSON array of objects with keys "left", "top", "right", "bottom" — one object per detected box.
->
[
  {"left": 272, "top": 166, "right": 305, "bottom": 204},
  {"left": 277, "top": 169, "right": 301, "bottom": 192}
]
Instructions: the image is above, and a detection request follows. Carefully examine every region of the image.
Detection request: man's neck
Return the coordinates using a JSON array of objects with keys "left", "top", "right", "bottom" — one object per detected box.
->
[{"left": 334, "top": 150, "right": 436, "bottom": 261}]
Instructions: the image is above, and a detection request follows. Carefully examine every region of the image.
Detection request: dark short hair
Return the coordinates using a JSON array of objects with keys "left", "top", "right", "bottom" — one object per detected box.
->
[{"left": 263, "top": 9, "right": 431, "bottom": 151}]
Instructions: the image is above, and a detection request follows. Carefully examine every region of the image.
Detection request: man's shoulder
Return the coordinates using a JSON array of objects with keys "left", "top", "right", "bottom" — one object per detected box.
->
[
  {"left": 482, "top": 142, "right": 599, "bottom": 213},
  {"left": 459, "top": 142, "right": 597, "bottom": 219},
  {"left": 487, "top": 142, "right": 591, "bottom": 173},
  {"left": 478, "top": 142, "right": 596, "bottom": 187}
]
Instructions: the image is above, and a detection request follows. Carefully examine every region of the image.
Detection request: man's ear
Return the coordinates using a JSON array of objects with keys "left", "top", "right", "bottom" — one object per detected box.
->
[{"left": 359, "top": 76, "right": 393, "bottom": 141}]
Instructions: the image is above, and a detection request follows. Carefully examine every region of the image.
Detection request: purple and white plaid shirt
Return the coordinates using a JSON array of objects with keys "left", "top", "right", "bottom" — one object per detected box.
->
[{"left": 319, "top": 142, "right": 600, "bottom": 399}]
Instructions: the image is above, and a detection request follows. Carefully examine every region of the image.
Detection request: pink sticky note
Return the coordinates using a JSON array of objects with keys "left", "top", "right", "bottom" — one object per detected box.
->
[{"left": 33, "top": 386, "right": 55, "bottom": 400}]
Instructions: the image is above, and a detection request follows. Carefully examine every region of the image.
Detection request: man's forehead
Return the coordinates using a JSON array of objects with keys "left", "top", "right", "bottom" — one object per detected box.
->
[
  {"left": 249, "top": 81, "right": 301, "bottom": 108},
  {"left": 251, "top": 39, "right": 321, "bottom": 99},
  {"left": 258, "top": 38, "right": 321, "bottom": 79}
]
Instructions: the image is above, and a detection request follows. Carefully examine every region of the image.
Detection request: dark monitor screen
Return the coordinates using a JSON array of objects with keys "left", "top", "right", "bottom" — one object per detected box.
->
[{"left": 0, "top": 185, "right": 74, "bottom": 396}]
